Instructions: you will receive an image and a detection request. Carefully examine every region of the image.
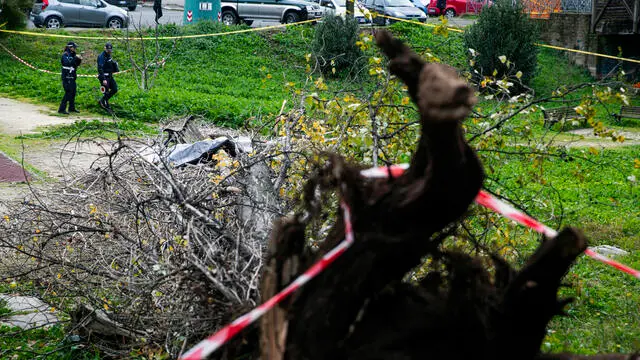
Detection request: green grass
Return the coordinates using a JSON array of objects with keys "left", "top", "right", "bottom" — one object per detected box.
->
[
  {"left": 0, "top": 22, "right": 315, "bottom": 126},
  {"left": 480, "top": 145, "right": 640, "bottom": 354},
  {"left": 532, "top": 48, "right": 595, "bottom": 97},
  {"left": 1, "top": 18, "right": 640, "bottom": 357},
  {"left": 0, "top": 325, "right": 101, "bottom": 359},
  {"left": 17, "top": 118, "right": 157, "bottom": 140}
]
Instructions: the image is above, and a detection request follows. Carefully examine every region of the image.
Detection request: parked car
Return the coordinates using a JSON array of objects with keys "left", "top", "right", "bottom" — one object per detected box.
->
[
  {"left": 426, "top": 0, "right": 489, "bottom": 17},
  {"left": 362, "top": 0, "right": 427, "bottom": 25},
  {"left": 220, "top": 0, "right": 323, "bottom": 25},
  {"left": 103, "top": 0, "right": 137, "bottom": 12},
  {"left": 408, "top": 0, "right": 427, "bottom": 14},
  {"left": 311, "top": 0, "right": 372, "bottom": 24},
  {"left": 31, "top": 0, "right": 129, "bottom": 28}
]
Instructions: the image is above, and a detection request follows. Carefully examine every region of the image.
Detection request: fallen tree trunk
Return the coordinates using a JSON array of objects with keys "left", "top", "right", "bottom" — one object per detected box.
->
[{"left": 257, "top": 30, "right": 637, "bottom": 360}]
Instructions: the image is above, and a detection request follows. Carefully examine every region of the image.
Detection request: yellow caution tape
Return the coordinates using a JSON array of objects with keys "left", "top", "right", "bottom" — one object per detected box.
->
[
  {"left": 0, "top": 22, "right": 7, "bottom": 29},
  {"left": 0, "top": 18, "right": 317, "bottom": 40},
  {"left": 535, "top": 42, "right": 640, "bottom": 64},
  {"left": 376, "top": 14, "right": 640, "bottom": 64}
]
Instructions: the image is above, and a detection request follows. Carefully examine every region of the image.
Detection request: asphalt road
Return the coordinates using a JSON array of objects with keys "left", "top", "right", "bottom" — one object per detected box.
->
[
  {"left": 27, "top": 5, "right": 474, "bottom": 30},
  {"left": 26, "top": 6, "right": 283, "bottom": 29}
]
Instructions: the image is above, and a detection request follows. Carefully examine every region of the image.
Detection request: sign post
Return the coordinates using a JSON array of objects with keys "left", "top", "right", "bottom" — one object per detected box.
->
[{"left": 184, "top": 0, "right": 222, "bottom": 23}]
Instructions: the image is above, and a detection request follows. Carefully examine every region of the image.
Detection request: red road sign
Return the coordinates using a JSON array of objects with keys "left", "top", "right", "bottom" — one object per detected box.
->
[
  {"left": 187, "top": 10, "right": 193, "bottom": 22},
  {"left": 217, "top": 11, "right": 221, "bottom": 21}
]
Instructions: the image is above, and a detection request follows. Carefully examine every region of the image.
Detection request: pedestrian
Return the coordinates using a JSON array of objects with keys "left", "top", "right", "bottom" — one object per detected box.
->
[
  {"left": 97, "top": 42, "right": 119, "bottom": 111},
  {"left": 436, "top": 0, "right": 447, "bottom": 16},
  {"left": 153, "top": 0, "right": 163, "bottom": 23},
  {"left": 58, "top": 41, "right": 82, "bottom": 115}
]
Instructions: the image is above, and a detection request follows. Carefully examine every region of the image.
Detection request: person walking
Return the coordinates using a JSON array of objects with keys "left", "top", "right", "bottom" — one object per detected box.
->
[
  {"left": 436, "top": 0, "right": 447, "bottom": 16},
  {"left": 58, "top": 41, "right": 82, "bottom": 115},
  {"left": 97, "top": 42, "right": 119, "bottom": 111}
]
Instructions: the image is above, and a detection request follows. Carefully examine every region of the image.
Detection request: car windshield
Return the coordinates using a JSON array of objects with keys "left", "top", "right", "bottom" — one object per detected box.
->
[
  {"left": 334, "top": 0, "right": 346, "bottom": 5},
  {"left": 385, "top": 0, "right": 414, "bottom": 6}
]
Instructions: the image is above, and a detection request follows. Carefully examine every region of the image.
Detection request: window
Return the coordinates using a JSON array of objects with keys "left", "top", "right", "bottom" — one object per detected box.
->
[{"left": 59, "top": 0, "right": 79, "bottom": 4}]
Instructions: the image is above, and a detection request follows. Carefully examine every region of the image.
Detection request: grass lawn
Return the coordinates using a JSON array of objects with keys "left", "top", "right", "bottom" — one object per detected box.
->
[{"left": 1, "top": 19, "right": 640, "bottom": 357}]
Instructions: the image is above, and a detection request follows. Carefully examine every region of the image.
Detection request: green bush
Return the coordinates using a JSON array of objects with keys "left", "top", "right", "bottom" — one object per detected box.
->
[
  {"left": 0, "top": 0, "right": 33, "bottom": 29},
  {"left": 312, "top": 15, "right": 363, "bottom": 77},
  {"left": 464, "top": 0, "right": 539, "bottom": 86}
]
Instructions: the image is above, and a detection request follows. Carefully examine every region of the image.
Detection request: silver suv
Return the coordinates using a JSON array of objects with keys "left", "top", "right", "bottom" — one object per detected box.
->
[
  {"left": 30, "top": 0, "right": 129, "bottom": 28},
  {"left": 220, "top": 0, "right": 323, "bottom": 25}
]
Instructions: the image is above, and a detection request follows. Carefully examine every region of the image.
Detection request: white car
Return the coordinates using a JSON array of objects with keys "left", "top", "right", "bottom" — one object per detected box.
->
[{"left": 312, "top": 0, "right": 372, "bottom": 24}]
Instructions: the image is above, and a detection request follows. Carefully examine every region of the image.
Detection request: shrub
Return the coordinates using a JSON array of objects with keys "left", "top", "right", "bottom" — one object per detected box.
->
[
  {"left": 312, "top": 15, "right": 363, "bottom": 77},
  {"left": 0, "top": 0, "right": 33, "bottom": 29},
  {"left": 464, "top": 0, "right": 539, "bottom": 86}
]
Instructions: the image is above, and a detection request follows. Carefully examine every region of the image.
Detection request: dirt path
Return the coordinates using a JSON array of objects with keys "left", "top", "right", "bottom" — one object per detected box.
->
[
  {"left": 0, "top": 97, "right": 107, "bottom": 208},
  {"left": 556, "top": 128, "right": 640, "bottom": 148},
  {"left": 0, "top": 98, "right": 91, "bottom": 135}
]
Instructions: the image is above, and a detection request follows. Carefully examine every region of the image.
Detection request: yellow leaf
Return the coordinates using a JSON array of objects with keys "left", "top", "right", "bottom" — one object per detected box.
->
[
  {"left": 57, "top": 273, "right": 62, "bottom": 279},
  {"left": 498, "top": 55, "right": 507, "bottom": 63},
  {"left": 103, "top": 303, "right": 109, "bottom": 311},
  {"left": 515, "top": 71, "right": 522, "bottom": 79},
  {"left": 401, "top": 97, "right": 410, "bottom": 105},
  {"left": 492, "top": 69, "right": 498, "bottom": 76},
  {"left": 588, "top": 147, "right": 599, "bottom": 155}
]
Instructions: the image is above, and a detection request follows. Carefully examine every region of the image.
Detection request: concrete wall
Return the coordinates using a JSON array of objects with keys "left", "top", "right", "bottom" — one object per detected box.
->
[
  {"left": 535, "top": 13, "right": 640, "bottom": 81},
  {"left": 534, "top": 13, "right": 598, "bottom": 76}
]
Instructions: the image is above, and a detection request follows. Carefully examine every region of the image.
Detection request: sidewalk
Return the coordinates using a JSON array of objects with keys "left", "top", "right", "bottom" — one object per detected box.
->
[{"left": 139, "top": 0, "right": 184, "bottom": 11}]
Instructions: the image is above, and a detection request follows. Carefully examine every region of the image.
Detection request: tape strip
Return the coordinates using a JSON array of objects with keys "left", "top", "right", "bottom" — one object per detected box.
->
[
  {"left": 375, "top": 14, "right": 640, "bottom": 65},
  {"left": 179, "top": 200, "right": 355, "bottom": 360},
  {"left": 0, "top": 42, "right": 164, "bottom": 77},
  {"left": 179, "top": 163, "right": 640, "bottom": 359},
  {"left": 0, "top": 18, "right": 317, "bottom": 40}
]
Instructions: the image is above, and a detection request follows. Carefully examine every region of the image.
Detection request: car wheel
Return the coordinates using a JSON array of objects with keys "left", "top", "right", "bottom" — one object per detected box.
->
[
  {"left": 45, "top": 16, "right": 62, "bottom": 29},
  {"left": 128, "top": 5, "right": 136, "bottom": 11},
  {"left": 107, "top": 17, "right": 123, "bottom": 28},
  {"left": 283, "top": 11, "right": 300, "bottom": 24},
  {"left": 444, "top": 8, "right": 455, "bottom": 17},
  {"left": 221, "top": 9, "right": 238, "bottom": 25}
]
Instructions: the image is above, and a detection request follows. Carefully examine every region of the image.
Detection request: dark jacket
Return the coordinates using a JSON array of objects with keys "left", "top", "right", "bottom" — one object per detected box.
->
[
  {"left": 61, "top": 49, "right": 81, "bottom": 80},
  {"left": 97, "top": 51, "right": 120, "bottom": 81}
]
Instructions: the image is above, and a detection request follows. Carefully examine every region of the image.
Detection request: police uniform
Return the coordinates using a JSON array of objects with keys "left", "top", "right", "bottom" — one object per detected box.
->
[
  {"left": 97, "top": 42, "right": 120, "bottom": 110},
  {"left": 58, "top": 41, "right": 82, "bottom": 114}
]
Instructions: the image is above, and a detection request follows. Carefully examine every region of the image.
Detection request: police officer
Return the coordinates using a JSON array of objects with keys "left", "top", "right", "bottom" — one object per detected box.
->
[
  {"left": 97, "top": 42, "right": 119, "bottom": 111},
  {"left": 58, "top": 41, "right": 82, "bottom": 115}
]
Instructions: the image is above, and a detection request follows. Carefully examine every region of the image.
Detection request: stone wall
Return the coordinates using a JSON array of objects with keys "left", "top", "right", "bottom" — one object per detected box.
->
[{"left": 534, "top": 13, "right": 598, "bottom": 76}]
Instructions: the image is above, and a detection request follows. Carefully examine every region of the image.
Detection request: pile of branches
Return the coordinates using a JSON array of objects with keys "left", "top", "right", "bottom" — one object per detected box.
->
[{"left": 0, "top": 128, "right": 282, "bottom": 357}]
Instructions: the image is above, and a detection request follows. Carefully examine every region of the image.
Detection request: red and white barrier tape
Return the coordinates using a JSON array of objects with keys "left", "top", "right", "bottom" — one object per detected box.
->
[
  {"left": 180, "top": 164, "right": 640, "bottom": 359},
  {"left": 0, "top": 43, "right": 164, "bottom": 77},
  {"left": 180, "top": 200, "right": 355, "bottom": 360}
]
